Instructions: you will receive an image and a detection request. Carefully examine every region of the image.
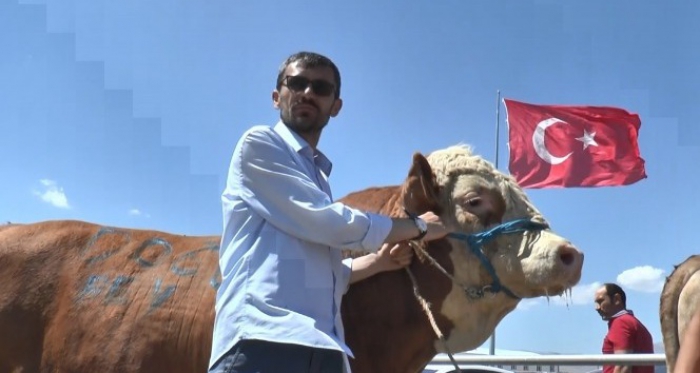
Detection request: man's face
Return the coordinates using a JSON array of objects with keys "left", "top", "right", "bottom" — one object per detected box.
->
[
  {"left": 594, "top": 287, "right": 618, "bottom": 320},
  {"left": 272, "top": 61, "right": 342, "bottom": 137}
]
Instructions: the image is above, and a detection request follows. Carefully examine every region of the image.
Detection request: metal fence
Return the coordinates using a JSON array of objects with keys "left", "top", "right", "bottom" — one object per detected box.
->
[{"left": 430, "top": 353, "right": 667, "bottom": 366}]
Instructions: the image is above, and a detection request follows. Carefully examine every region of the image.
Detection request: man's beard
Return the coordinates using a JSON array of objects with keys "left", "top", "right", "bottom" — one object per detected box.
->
[{"left": 281, "top": 108, "right": 329, "bottom": 134}]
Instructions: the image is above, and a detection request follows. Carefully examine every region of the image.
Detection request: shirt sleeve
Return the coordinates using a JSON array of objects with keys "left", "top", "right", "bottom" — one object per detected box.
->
[
  {"left": 225, "top": 127, "right": 392, "bottom": 253},
  {"left": 340, "top": 258, "right": 353, "bottom": 294}
]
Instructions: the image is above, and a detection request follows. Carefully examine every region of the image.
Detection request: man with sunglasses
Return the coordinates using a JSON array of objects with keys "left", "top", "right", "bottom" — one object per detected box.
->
[{"left": 208, "top": 51, "right": 450, "bottom": 373}]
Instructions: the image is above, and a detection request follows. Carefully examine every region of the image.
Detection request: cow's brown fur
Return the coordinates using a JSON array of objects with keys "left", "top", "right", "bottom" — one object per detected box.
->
[
  {"left": 660, "top": 255, "right": 700, "bottom": 373},
  {"left": 339, "top": 154, "right": 461, "bottom": 373},
  {"left": 0, "top": 221, "right": 219, "bottom": 372}
]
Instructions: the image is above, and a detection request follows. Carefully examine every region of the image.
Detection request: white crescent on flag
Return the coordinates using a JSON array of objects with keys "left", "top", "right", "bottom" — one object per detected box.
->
[{"left": 532, "top": 118, "right": 572, "bottom": 164}]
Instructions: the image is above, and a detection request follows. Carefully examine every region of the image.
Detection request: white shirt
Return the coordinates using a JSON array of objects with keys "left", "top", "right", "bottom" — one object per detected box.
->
[{"left": 209, "top": 122, "right": 392, "bottom": 371}]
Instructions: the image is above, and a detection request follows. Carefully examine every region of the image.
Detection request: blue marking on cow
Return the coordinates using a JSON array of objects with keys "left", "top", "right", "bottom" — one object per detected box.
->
[
  {"left": 170, "top": 249, "right": 206, "bottom": 276},
  {"left": 87, "top": 251, "right": 118, "bottom": 267},
  {"left": 210, "top": 267, "right": 222, "bottom": 291},
  {"left": 104, "top": 275, "right": 134, "bottom": 304},
  {"left": 130, "top": 238, "right": 173, "bottom": 267},
  {"left": 82, "top": 227, "right": 130, "bottom": 267},
  {"left": 200, "top": 241, "right": 222, "bottom": 290},
  {"left": 170, "top": 241, "right": 219, "bottom": 277},
  {"left": 77, "top": 238, "right": 221, "bottom": 309},
  {"left": 79, "top": 274, "right": 110, "bottom": 299},
  {"left": 150, "top": 278, "right": 176, "bottom": 311}
]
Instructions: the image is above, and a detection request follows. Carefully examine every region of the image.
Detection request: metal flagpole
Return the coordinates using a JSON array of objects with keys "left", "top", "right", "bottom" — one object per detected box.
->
[
  {"left": 494, "top": 89, "right": 502, "bottom": 169},
  {"left": 489, "top": 90, "right": 502, "bottom": 356}
]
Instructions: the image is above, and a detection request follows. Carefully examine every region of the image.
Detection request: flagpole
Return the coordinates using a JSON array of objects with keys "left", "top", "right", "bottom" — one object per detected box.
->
[
  {"left": 494, "top": 89, "right": 501, "bottom": 169},
  {"left": 489, "top": 90, "right": 501, "bottom": 356}
]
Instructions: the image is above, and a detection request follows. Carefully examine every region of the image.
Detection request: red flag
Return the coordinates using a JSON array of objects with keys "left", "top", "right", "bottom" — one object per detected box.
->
[{"left": 503, "top": 99, "right": 646, "bottom": 188}]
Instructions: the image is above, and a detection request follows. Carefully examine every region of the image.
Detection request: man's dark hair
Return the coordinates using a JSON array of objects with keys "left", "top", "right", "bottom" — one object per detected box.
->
[
  {"left": 603, "top": 283, "right": 627, "bottom": 308},
  {"left": 276, "top": 51, "right": 341, "bottom": 99}
]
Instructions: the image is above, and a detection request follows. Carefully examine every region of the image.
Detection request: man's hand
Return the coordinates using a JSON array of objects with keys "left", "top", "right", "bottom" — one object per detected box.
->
[
  {"left": 348, "top": 242, "right": 414, "bottom": 285},
  {"left": 386, "top": 211, "right": 451, "bottom": 244},
  {"left": 613, "top": 350, "right": 633, "bottom": 373},
  {"left": 375, "top": 242, "right": 413, "bottom": 271},
  {"left": 419, "top": 211, "right": 449, "bottom": 241}
]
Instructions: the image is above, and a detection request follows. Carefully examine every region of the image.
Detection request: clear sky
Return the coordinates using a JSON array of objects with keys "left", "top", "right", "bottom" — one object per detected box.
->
[{"left": 2, "top": 0, "right": 699, "bottom": 355}]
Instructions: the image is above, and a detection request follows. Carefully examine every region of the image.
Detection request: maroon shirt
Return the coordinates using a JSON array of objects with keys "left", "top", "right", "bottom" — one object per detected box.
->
[{"left": 602, "top": 311, "right": 654, "bottom": 373}]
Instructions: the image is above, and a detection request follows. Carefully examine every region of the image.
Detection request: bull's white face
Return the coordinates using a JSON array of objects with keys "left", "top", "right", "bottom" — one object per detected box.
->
[
  {"left": 439, "top": 170, "right": 583, "bottom": 299},
  {"left": 422, "top": 146, "right": 584, "bottom": 353}
]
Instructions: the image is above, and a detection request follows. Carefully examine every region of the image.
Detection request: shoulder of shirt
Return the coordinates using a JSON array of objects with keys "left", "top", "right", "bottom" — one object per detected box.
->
[
  {"left": 613, "top": 313, "right": 641, "bottom": 326},
  {"left": 236, "top": 125, "right": 281, "bottom": 147},
  {"left": 241, "top": 125, "right": 275, "bottom": 138}
]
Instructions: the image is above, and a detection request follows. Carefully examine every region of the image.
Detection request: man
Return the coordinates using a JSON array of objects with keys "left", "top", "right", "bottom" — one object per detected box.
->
[
  {"left": 208, "top": 51, "right": 450, "bottom": 373},
  {"left": 595, "top": 283, "right": 654, "bottom": 373}
]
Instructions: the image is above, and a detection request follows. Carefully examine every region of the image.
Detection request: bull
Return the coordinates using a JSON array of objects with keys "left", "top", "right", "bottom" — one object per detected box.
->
[
  {"left": 0, "top": 145, "right": 583, "bottom": 373},
  {"left": 660, "top": 255, "right": 700, "bottom": 373}
]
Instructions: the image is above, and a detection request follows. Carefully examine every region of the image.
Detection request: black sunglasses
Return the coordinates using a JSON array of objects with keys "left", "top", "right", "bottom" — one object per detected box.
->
[{"left": 282, "top": 75, "right": 336, "bottom": 97}]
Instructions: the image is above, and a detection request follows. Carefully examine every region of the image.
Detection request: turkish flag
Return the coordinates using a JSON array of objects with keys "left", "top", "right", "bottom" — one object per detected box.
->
[{"left": 503, "top": 99, "right": 647, "bottom": 188}]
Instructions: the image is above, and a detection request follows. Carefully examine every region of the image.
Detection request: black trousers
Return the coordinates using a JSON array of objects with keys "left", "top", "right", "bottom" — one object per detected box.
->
[{"left": 209, "top": 340, "right": 345, "bottom": 373}]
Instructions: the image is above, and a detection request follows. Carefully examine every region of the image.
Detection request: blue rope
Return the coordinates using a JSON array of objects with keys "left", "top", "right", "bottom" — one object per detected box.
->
[{"left": 447, "top": 218, "right": 548, "bottom": 299}]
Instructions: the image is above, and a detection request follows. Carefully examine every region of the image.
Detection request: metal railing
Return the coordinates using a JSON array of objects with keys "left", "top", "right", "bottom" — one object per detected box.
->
[{"left": 430, "top": 353, "right": 666, "bottom": 366}]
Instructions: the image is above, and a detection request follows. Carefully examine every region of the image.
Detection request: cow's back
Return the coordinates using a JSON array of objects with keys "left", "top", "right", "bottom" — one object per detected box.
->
[
  {"left": 0, "top": 220, "right": 221, "bottom": 373},
  {"left": 660, "top": 255, "right": 700, "bottom": 373},
  {"left": 340, "top": 186, "right": 403, "bottom": 216}
]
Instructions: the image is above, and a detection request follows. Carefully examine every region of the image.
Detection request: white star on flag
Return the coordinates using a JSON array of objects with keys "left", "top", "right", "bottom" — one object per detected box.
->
[{"left": 575, "top": 129, "right": 598, "bottom": 150}]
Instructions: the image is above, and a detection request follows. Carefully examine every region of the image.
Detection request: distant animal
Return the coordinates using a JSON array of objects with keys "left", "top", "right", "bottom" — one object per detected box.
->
[
  {"left": 0, "top": 145, "right": 584, "bottom": 373},
  {"left": 660, "top": 255, "right": 700, "bottom": 373}
]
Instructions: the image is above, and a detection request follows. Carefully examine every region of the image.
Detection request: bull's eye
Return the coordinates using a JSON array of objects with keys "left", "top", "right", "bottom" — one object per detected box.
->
[{"left": 465, "top": 198, "right": 481, "bottom": 207}]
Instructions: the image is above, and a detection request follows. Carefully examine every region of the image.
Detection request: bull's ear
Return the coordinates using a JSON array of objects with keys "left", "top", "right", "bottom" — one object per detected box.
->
[{"left": 401, "top": 152, "right": 442, "bottom": 216}]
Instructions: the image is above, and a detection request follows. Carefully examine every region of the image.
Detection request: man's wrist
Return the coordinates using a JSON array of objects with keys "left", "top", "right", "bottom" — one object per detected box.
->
[
  {"left": 404, "top": 209, "right": 428, "bottom": 240},
  {"left": 369, "top": 253, "right": 387, "bottom": 273}
]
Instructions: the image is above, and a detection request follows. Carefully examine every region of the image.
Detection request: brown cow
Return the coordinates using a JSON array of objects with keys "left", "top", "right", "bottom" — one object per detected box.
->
[
  {"left": 660, "top": 255, "right": 700, "bottom": 373},
  {"left": 0, "top": 145, "right": 583, "bottom": 373}
]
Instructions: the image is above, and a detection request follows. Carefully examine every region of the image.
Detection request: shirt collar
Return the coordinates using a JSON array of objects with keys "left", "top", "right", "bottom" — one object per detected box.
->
[
  {"left": 273, "top": 121, "right": 333, "bottom": 176},
  {"left": 610, "top": 309, "right": 631, "bottom": 319}
]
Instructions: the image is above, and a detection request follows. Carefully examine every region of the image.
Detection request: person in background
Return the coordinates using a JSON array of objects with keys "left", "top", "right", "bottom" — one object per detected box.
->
[{"left": 594, "top": 283, "right": 654, "bottom": 373}]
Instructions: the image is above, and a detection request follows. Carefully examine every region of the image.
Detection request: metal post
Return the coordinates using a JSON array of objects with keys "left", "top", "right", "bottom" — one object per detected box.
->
[
  {"left": 494, "top": 89, "right": 502, "bottom": 169},
  {"left": 489, "top": 89, "right": 502, "bottom": 356},
  {"left": 429, "top": 353, "right": 666, "bottom": 366}
]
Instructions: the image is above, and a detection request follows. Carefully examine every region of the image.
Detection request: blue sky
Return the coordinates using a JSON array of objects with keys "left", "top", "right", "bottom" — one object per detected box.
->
[{"left": 2, "top": 0, "right": 699, "bottom": 355}]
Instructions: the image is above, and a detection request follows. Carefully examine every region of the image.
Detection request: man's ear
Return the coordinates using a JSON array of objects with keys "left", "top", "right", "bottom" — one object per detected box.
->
[
  {"left": 330, "top": 98, "right": 343, "bottom": 117},
  {"left": 272, "top": 90, "right": 280, "bottom": 109},
  {"left": 613, "top": 293, "right": 622, "bottom": 305},
  {"left": 401, "top": 152, "right": 442, "bottom": 216}
]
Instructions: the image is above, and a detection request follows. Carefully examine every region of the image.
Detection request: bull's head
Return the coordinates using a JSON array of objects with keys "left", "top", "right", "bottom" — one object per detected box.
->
[{"left": 400, "top": 145, "right": 584, "bottom": 352}]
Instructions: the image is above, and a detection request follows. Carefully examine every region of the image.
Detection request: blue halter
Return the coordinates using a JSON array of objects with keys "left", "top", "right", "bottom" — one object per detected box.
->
[{"left": 447, "top": 218, "right": 549, "bottom": 299}]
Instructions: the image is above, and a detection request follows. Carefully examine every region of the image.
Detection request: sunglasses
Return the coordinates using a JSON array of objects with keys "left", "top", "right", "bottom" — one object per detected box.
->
[{"left": 282, "top": 75, "right": 336, "bottom": 97}]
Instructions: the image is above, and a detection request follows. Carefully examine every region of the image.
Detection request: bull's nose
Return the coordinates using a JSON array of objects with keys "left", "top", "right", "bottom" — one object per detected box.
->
[{"left": 557, "top": 243, "right": 582, "bottom": 266}]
